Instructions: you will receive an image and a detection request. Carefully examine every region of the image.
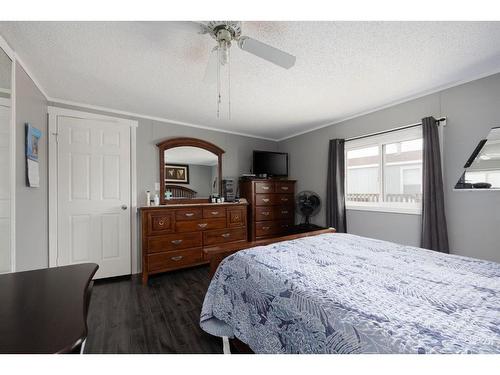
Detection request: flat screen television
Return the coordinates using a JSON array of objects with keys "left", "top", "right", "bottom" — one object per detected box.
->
[{"left": 252, "top": 151, "right": 289, "bottom": 177}]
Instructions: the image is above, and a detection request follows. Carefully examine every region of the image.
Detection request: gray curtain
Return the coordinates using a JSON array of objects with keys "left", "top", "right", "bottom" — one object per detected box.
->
[
  {"left": 326, "top": 139, "right": 346, "bottom": 233},
  {"left": 421, "top": 116, "right": 449, "bottom": 253}
]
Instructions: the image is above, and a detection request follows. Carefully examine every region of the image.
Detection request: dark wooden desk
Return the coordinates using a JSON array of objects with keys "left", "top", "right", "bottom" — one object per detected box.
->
[
  {"left": 0, "top": 263, "right": 98, "bottom": 354},
  {"left": 203, "top": 228, "right": 336, "bottom": 276}
]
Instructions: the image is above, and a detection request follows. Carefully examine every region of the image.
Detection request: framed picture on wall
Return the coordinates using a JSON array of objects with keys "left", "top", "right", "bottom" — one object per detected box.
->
[
  {"left": 165, "top": 164, "right": 189, "bottom": 184},
  {"left": 26, "top": 124, "right": 41, "bottom": 161},
  {"left": 25, "top": 123, "right": 42, "bottom": 188}
]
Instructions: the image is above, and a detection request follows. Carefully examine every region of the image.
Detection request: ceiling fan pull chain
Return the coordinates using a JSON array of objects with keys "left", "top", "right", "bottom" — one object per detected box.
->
[
  {"left": 228, "top": 45, "right": 231, "bottom": 120},
  {"left": 217, "top": 44, "right": 221, "bottom": 119}
]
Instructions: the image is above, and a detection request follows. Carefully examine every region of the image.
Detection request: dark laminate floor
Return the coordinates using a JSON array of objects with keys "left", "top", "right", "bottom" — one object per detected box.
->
[{"left": 84, "top": 266, "right": 222, "bottom": 354}]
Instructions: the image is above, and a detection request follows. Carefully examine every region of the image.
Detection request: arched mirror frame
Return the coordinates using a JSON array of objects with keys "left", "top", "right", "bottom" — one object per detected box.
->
[{"left": 157, "top": 137, "right": 225, "bottom": 205}]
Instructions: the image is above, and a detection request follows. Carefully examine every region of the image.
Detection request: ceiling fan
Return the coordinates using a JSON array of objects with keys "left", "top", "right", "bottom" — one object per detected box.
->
[
  {"left": 174, "top": 21, "right": 296, "bottom": 118},
  {"left": 182, "top": 21, "right": 296, "bottom": 69}
]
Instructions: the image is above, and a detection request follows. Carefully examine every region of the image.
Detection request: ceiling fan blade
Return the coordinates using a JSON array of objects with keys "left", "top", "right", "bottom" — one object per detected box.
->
[
  {"left": 203, "top": 46, "right": 218, "bottom": 84},
  {"left": 168, "top": 21, "right": 210, "bottom": 34},
  {"left": 238, "top": 36, "right": 296, "bottom": 69}
]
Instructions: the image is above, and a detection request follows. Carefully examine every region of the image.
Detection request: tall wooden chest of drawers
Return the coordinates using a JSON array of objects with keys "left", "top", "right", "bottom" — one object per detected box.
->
[
  {"left": 140, "top": 200, "right": 247, "bottom": 284},
  {"left": 239, "top": 179, "right": 296, "bottom": 241}
]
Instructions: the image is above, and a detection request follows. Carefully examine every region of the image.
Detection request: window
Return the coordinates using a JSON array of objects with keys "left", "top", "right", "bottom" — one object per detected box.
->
[{"left": 345, "top": 127, "right": 423, "bottom": 214}]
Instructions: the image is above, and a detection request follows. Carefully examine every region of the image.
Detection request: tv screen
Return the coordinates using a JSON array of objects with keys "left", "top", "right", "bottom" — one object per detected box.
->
[{"left": 253, "top": 151, "right": 288, "bottom": 177}]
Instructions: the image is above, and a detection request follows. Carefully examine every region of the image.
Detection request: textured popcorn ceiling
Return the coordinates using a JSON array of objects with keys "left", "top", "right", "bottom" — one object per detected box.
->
[{"left": 2, "top": 21, "right": 500, "bottom": 140}]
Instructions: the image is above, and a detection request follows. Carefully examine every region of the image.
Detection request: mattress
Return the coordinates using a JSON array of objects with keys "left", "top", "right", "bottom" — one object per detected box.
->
[{"left": 200, "top": 233, "right": 500, "bottom": 353}]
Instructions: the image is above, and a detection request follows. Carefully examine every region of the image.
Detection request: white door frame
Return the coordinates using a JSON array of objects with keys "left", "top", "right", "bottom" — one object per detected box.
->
[
  {"left": 0, "top": 35, "right": 17, "bottom": 273},
  {"left": 48, "top": 106, "right": 139, "bottom": 274}
]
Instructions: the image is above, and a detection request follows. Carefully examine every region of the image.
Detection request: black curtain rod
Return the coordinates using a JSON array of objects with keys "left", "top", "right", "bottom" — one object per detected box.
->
[{"left": 345, "top": 117, "right": 446, "bottom": 142}]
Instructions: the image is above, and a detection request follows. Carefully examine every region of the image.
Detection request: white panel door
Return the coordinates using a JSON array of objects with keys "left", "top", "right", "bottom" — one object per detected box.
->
[
  {"left": 57, "top": 115, "right": 131, "bottom": 278},
  {"left": 0, "top": 101, "right": 11, "bottom": 273}
]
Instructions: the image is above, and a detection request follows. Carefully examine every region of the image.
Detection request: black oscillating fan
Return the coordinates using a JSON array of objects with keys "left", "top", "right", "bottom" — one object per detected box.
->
[{"left": 296, "top": 191, "right": 321, "bottom": 225}]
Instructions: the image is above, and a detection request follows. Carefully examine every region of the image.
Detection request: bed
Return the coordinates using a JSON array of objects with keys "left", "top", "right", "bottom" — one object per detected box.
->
[{"left": 200, "top": 233, "right": 500, "bottom": 353}]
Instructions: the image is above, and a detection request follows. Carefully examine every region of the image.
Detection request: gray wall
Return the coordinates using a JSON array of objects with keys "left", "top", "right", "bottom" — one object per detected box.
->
[
  {"left": 279, "top": 73, "right": 500, "bottom": 263},
  {"left": 49, "top": 102, "right": 278, "bottom": 203},
  {"left": 134, "top": 117, "right": 277, "bottom": 271},
  {"left": 15, "top": 64, "right": 48, "bottom": 271},
  {"left": 134, "top": 118, "right": 277, "bottom": 207},
  {"left": 25, "top": 73, "right": 500, "bottom": 267},
  {"left": 441, "top": 74, "right": 500, "bottom": 262},
  {"left": 48, "top": 102, "right": 277, "bottom": 271},
  {"left": 278, "top": 94, "right": 437, "bottom": 246}
]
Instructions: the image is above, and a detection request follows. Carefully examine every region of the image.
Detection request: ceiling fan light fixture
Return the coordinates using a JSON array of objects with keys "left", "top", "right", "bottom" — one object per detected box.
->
[
  {"left": 218, "top": 40, "right": 230, "bottom": 65},
  {"left": 216, "top": 28, "right": 232, "bottom": 66}
]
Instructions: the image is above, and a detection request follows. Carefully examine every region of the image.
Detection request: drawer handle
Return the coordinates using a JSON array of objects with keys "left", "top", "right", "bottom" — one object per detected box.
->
[
  {"left": 234, "top": 215, "right": 239, "bottom": 220},
  {"left": 171, "top": 256, "right": 183, "bottom": 261},
  {"left": 171, "top": 239, "right": 183, "bottom": 245},
  {"left": 262, "top": 186, "right": 270, "bottom": 190},
  {"left": 281, "top": 186, "right": 289, "bottom": 191},
  {"left": 262, "top": 226, "right": 270, "bottom": 230},
  {"left": 221, "top": 233, "right": 231, "bottom": 238},
  {"left": 282, "top": 210, "right": 288, "bottom": 214},
  {"left": 198, "top": 223, "right": 208, "bottom": 228},
  {"left": 282, "top": 224, "right": 289, "bottom": 228},
  {"left": 210, "top": 211, "right": 219, "bottom": 215},
  {"left": 185, "top": 212, "right": 195, "bottom": 217},
  {"left": 158, "top": 220, "right": 165, "bottom": 226},
  {"left": 281, "top": 198, "right": 288, "bottom": 202},
  {"left": 262, "top": 212, "right": 270, "bottom": 216},
  {"left": 262, "top": 198, "right": 270, "bottom": 203}
]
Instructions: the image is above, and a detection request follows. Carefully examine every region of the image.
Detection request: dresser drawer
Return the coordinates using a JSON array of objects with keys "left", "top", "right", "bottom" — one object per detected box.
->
[
  {"left": 255, "top": 206, "right": 274, "bottom": 221},
  {"left": 175, "top": 208, "right": 202, "bottom": 221},
  {"left": 255, "top": 181, "right": 275, "bottom": 193},
  {"left": 255, "top": 220, "right": 293, "bottom": 237},
  {"left": 203, "top": 207, "right": 226, "bottom": 219},
  {"left": 146, "top": 211, "right": 175, "bottom": 235},
  {"left": 276, "top": 194, "right": 293, "bottom": 205},
  {"left": 203, "top": 227, "right": 247, "bottom": 246},
  {"left": 274, "top": 206, "right": 294, "bottom": 220},
  {"left": 255, "top": 221, "right": 280, "bottom": 237},
  {"left": 255, "top": 194, "right": 275, "bottom": 206},
  {"left": 175, "top": 218, "right": 226, "bottom": 233},
  {"left": 147, "top": 248, "right": 203, "bottom": 272},
  {"left": 147, "top": 232, "right": 202, "bottom": 253},
  {"left": 227, "top": 207, "right": 246, "bottom": 228},
  {"left": 276, "top": 181, "right": 295, "bottom": 193},
  {"left": 277, "top": 220, "right": 294, "bottom": 234}
]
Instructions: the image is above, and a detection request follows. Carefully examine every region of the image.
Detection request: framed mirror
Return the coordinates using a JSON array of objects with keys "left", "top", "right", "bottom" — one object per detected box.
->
[
  {"left": 455, "top": 127, "right": 500, "bottom": 190},
  {"left": 157, "top": 138, "right": 224, "bottom": 204}
]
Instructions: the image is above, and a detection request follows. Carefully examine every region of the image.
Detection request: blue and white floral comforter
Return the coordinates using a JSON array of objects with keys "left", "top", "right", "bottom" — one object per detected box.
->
[{"left": 200, "top": 233, "right": 500, "bottom": 353}]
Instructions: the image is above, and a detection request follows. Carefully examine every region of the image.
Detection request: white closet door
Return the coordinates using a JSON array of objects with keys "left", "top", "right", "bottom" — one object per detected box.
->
[
  {"left": 56, "top": 115, "right": 131, "bottom": 278},
  {"left": 0, "top": 101, "right": 11, "bottom": 273}
]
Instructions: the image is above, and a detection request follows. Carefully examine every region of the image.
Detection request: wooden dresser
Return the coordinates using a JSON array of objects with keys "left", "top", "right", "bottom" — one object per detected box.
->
[
  {"left": 140, "top": 200, "right": 248, "bottom": 284},
  {"left": 239, "top": 179, "right": 296, "bottom": 241}
]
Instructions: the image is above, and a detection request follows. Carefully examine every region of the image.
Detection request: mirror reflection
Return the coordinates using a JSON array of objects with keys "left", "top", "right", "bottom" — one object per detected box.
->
[
  {"left": 164, "top": 146, "right": 219, "bottom": 199},
  {"left": 455, "top": 127, "right": 500, "bottom": 189}
]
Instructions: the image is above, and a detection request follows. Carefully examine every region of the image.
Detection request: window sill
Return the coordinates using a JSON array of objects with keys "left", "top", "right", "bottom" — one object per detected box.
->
[
  {"left": 346, "top": 205, "right": 422, "bottom": 215},
  {"left": 453, "top": 188, "right": 500, "bottom": 192}
]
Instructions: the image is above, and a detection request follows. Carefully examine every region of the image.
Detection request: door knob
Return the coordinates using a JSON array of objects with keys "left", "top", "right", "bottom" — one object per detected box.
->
[{"left": 121, "top": 205, "right": 128, "bottom": 210}]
